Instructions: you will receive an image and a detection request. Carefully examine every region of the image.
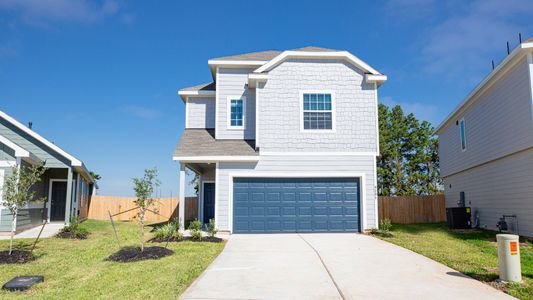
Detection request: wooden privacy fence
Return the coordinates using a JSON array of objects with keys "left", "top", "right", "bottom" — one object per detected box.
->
[
  {"left": 88, "top": 195, "right": 198, "bottom": 223},
  {"left": 378, "top": 195, "right": 446, "bottom": 224}
]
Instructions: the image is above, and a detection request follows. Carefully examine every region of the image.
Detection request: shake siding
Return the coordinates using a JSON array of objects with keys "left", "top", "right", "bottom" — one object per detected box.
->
[
  {"left": 216, "top": 68, "right": 256, "bottom": 140},
  {"left": 186, "top": 97, "right": 215, "bottom": 129},
  {"left": 257, "top": 59, "right": 377, "bottom": 152},
  {"left": 439, "top": 58, "right": 533, "bottom": 177},
  {"left": 443, "top": 148, "right": 533, "bottom": 237},
  {"left": 215, "top": 155, "right": 377, "bottom": 231},
  {"left": 0, "top": 118, "right": 70, "bottom": 168}
]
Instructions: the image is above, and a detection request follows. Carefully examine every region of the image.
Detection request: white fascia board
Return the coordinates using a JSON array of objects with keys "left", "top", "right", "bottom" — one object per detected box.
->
[
  {"left": 365, "top": 74, "right": 387, "bottom": 84},
  {"left": 208, "top": 60, "right": 268, "bottom": 66},
  {"left": 259, "top": 151, "right": 378, "bottom": 156},
  {"left": 248, "top": 73, "right": 269, "bottom": 88},
  {"left": 172, "top": 156, "right": 260, "bottom": 163},
  {"left": 435, "top": 44, "right": 533, "bottom": 133},
  {"left": 254, "top": 51, "right": 382, "bottom": 75},
  {"left": 0, "top": 111, "right": 82, "bottom": 167},
  {"left": 0, "top": 134, "right": 29, "bottom": 157},
  {"left": 178, "top": 90, "right": 216, "bottom": 101}
]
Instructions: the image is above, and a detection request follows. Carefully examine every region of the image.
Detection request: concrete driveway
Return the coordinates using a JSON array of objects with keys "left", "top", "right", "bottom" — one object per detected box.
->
[{"left": 180, "top": 234, "right": 514, "bottom": 300}]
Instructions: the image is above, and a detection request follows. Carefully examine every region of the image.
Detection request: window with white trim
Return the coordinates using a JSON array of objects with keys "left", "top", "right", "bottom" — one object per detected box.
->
[
  {"left": 228, "top": 96, "right": 245, "bottom": 129},
  {"left": 302, "top": 93, "right": 333, "bottom": 130},
  {"left": 459, "top": 118, "right": 466, "bottom": 151}
]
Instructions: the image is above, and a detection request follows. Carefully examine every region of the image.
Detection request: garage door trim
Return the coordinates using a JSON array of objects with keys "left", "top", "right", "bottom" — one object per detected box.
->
[{"left": 227, "top": 171, "right": 366, "bottom": 233}]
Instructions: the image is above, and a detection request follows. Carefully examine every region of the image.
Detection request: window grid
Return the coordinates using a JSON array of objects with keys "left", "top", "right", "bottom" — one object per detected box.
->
[
  {"left": 230, "top": 99, "right": 243, "bottom": 127},
  {"left": 303, "top": 93, "right": 332, "bottom": 130}
]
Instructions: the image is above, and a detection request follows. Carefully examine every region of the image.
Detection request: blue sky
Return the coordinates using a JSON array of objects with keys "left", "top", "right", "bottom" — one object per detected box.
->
[{"left": 0, "top": 0, "right": 532, "bottom": 197}]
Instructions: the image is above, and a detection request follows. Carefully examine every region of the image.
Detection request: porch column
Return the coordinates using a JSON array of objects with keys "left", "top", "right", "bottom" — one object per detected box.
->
[
  {"left": 64, "top": 168, "right": 73, "bottom": 225},
  {"left": 178, "top": 163, "right": 186, "bottom": 229}
]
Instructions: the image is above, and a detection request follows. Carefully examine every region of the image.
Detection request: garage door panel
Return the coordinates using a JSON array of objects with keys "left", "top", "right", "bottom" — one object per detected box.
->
[{"left": 233, "top": 177, "right": 360, "bottom": 233}]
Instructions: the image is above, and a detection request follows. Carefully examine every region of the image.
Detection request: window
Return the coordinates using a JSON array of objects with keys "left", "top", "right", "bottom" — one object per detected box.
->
[
  {"left": 227, "top": 96, "right": 245, "bottom": 129},
  {"left": 459, "top": 118, "right": 466, "bottom": 151},
  {"left": 302, "top": 92, "right": 334, "bottom": 130}
]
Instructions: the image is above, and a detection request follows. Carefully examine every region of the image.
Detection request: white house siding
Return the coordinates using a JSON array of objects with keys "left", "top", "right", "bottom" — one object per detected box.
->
[
  {"left": 186, "top": 97, "right": 215, "bottom": 129},
  {"left": 257, "top": 59, "right": 377, "bottom": 153},
  {"left": 439, "top": 57, "right": 533, "bottom": 177},
  {"left": 215, "top": 155, "right": 377, "bottom": 232},
  {"left": 216, "top": 68, "right": 256, "bottom": 140},
  {"left": 443, "top": 148, "right": 533, "bottom": 237}
]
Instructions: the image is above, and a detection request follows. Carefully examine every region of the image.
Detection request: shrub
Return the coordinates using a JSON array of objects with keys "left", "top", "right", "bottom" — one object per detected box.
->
[
  {"left": 206, "top": 219, "right": 218, "bottom": 238},
  {"left": 379, "top": 218, "right": 392, "bottom": 232},
  {"left": 188, "top": 219, "right": 202, "bottom": 241},
  {"left": 58, "top": 216, "right": 89, "bottom": 239},
  {"left": 153, "top": 223, "right": 175, "bottom": 240}
]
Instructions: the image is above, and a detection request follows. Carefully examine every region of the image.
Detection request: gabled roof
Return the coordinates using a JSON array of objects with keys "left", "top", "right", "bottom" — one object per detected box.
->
[
  {"left": 178, "top": 82, "right": 216, "bottom": 101},
  {"left": 209, "top": 50, "right": 281, "bottom": 62},
  {"left": 0, "top": 110, "right": 94, "bottom": 183},
  {"left": 435, "top": 38, "right": 533, "bottom": 133}
]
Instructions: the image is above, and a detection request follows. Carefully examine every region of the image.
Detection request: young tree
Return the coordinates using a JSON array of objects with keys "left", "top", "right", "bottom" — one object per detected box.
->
[
  {"left": 3, "top": 164, "right": 47, "bottom": 255},
  {"left": 132, "top": 168, "right": 160, "bottom": 252}
]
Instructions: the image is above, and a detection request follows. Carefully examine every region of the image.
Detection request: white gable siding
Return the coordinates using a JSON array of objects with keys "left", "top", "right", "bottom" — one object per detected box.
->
[
  {"left": 257, "top": 59, "right": 377, "bottom": 153},
  {"left": 438, "top": 57, "right": 533, "bottom": 177},
  {"left": 216, "top": 68, "right": 256, "bottom": 140},
  {"left": 186, "top": 97, "right": 215, "bottom": 129},
  {"left": 443, "top": 148, "right": 533, "bottom": 237},
  {"left": 215, "top": 155, "right": 377, "bottom": 231}
]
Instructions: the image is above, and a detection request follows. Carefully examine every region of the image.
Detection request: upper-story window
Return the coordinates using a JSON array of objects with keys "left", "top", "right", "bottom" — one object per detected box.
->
[
  {"left": 459, "top": 118, "right": 466, "bottom": 151},
  {"left": 227, "top": 96, "right": 245, "bottom": 129},
  {"left": 301, "top": 92, "right": 335, "bottom": 131}
]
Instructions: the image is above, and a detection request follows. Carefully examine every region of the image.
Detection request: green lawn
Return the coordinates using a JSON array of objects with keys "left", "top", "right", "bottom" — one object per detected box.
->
[
  {"left": 0, "top": 220, "right": 225, "bottom": 300},
  {"left": 375, "top": 223, "right": 533, "bottom": 300}
]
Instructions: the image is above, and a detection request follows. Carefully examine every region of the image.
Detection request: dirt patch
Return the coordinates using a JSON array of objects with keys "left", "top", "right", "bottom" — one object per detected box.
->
[
  {"left": 0, "top": 250, "right": 35, "bottom": 264},
  {"left": 150, "top": 236, "right": 224, "bottom": 243},
  {"left": 107, "top": 246, "right": 174, "bottom": 263},
  {"left": 56, "top": 231, "right": 89, "bottom": 240}
]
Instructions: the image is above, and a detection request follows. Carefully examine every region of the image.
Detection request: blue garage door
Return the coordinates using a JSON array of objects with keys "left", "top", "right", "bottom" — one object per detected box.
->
[{"left": 233, "top": 177, "right": 360, "bottom": 233}]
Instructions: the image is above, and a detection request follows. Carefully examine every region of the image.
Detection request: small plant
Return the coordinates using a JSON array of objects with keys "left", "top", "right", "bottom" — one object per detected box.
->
[
  {"left": 206, "top": 219, "right": 218, "bottom": 238},
  {"left": 132, "top": 168, "right": 160, "bottom": 252},
  {"left": 188, "top": 219, "right": 202, "bottom": 241},
  {"left": 379, "top": 218, "right": 392, "bottom": 233},
  {"left": 58, "top": 216, "right": 89, "bottom": 239},
  {"left": 170, "top": 218, "right": 184, "bottom": 240},
  {"left": 153, "top": 223, "right": 175, "bottom": 240}
]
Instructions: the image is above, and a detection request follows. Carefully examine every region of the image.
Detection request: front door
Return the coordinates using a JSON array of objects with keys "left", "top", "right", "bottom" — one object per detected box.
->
[
  {"left": 203, "top": 183, "right": 215, "bottom": 224},
  {"left": 50, "top": 181, "right": 67, "bottom": 221}
]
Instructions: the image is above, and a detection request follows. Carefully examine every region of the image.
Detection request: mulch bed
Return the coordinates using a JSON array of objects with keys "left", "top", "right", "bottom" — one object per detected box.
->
[
  {"left": 107, "top": 246, "right": 174, "bottom": 263},
  {"left": 55, "top": 231, "right": 89, "bottom": 240},
  {"left": 149, "top": 236, "right": 224, "bottom": 243},
  {"left": 0, "top": 250, "right": 35, "bottom": 264}
]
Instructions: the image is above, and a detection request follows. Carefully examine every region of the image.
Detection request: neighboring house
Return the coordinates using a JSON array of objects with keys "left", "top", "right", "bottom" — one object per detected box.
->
[
  {"left": 0, "top": 110, "right": 96, "bottom": 233},
  {"left": 436, "top": 38, "right": 533, "bottom": 237},
  {"left": 173, "top": 46, "right": 386, "bottom": 233}
]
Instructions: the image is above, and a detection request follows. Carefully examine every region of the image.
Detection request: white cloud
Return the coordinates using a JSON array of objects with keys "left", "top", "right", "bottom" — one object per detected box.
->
[
  {"left": 122, "top": 105, "right": 161, "bottom": 120},
  {"left": 380, "top": 96, "right": 441, "bottom": 125},
  {"left": 420, "top": 0, "right": 533, "bottom": 80},
  {"left": 0, "top": 0, "right": 119, "bottom": 26}
]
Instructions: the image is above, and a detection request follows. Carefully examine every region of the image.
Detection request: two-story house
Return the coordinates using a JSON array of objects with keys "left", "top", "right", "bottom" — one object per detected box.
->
[
  {"left": 436, "top": 38, "right": 533, "bottom": 237},
  {"left": 173, "top": 47, "right": 386, "bottom": 233}
]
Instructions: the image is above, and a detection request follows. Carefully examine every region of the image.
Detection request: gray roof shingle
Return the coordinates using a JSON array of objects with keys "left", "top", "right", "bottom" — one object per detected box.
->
[
  {"left": 209, "top": 46, "right": 342, "bottom": 62},
  {"left": 173, "top": 129, "right": 257, "bottom": 157},
  {"left": 180, "top": 82, "right": 216, "bottom": 92}
]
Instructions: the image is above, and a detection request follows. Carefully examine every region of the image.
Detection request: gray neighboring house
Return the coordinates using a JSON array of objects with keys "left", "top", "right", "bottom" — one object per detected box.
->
[
  {"left": 0, "top": 110, "right": 96, "bottom": 233},
  {"left": 436, "top": 38, "right": 533, "bottom": 237},
  {"left": 174, "top": 46, "right": 387, "bottom": 233}
]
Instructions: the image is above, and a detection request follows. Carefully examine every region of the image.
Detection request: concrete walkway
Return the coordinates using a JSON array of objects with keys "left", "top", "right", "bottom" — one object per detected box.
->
[
  {"left": 0, "top": 223, "right": 64, "bottom": 240},
  {"left": 180, "top": 233, "right": 514, "bottom": 300}
]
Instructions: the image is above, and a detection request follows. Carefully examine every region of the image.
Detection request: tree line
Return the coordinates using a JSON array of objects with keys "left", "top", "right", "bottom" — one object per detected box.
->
[{"left": 377, "top": 103, "right": 441, "bottom": 196}]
